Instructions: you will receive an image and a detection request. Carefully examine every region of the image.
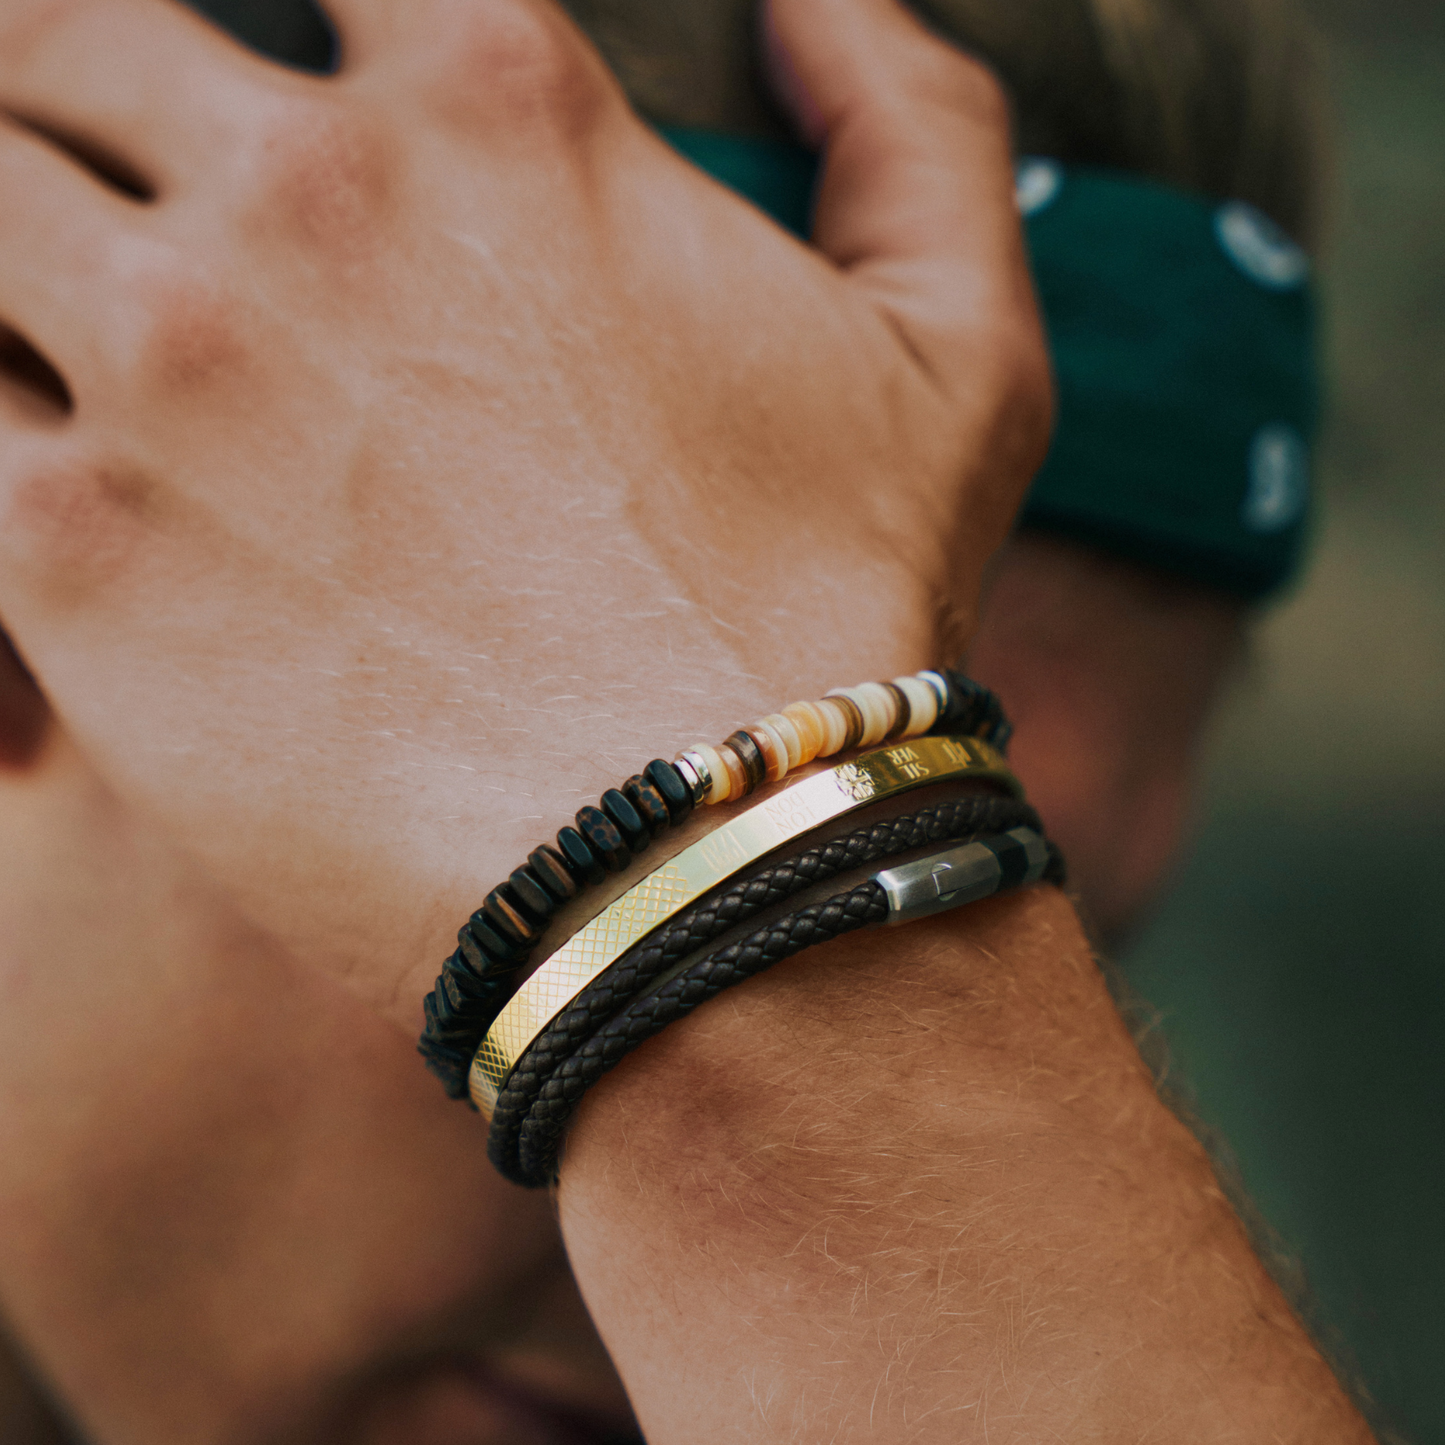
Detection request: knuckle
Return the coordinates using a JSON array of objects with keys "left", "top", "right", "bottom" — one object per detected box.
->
[
  {"left": 1001, "top": 326, "right": 1055, "bottom": 440},
  {"left": 129, "top": 271, "right": 252, "bottom": 398},
  {"left": 0, "top": 0, "right": 80, "bottom": 67},
  {"left": 905, "top": 40, "right": 1011, "bottom": 135},
  {"left": 0, "top": 453, "right": 165, "bottom": 605},
  {"left": 241, "top": 98, "right": 396, "bottom": 261},
  {"left": 950, "top": 55, "right": 1011, "bottom": 132},
  {"left": 422, "top": 2, "right": 612, "bottom": 141}
]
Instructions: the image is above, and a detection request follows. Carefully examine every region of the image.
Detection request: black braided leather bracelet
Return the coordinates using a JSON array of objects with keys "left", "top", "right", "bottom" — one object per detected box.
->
[
  {"left": 487, "top": 792, "right": 1043, "bottom": 1153},
  {"left": 488, "top": 798, "right": 1064, "bottom": 1185}
]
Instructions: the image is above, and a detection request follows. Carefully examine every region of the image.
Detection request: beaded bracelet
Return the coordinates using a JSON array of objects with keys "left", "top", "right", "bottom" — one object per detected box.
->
[
  {"left": 675, "top": 668, "right": 1011, "bottom": 806},
  {"left": 418, "top": 670, "right": 1013, "bottom": 1098}
]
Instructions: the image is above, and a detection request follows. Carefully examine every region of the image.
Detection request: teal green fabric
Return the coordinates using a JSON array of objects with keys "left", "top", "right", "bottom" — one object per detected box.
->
[
  {"left": 660, "top": 127, "right": 817, "bottom": 240},
  {"left": 659, "top": 128, "right": 1320, "bottom": 601}
]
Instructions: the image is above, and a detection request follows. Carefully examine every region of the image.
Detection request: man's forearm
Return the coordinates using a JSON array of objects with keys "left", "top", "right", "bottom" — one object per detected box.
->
[{"left": 559, "top": 886, "right": 1370, "bottom": 1443}]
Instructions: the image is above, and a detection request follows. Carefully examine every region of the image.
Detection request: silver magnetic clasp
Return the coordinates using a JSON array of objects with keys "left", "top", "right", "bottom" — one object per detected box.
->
[{"left": 874, "top": 828, "right": 1048, "bottom": 925}]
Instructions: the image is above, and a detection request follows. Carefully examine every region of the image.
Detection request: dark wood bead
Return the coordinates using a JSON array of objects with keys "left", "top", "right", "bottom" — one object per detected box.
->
[
  {"left": 528, "top": 844, "right": 580, "bottom": 903},
  {"left": 440, "top": 964, "right": 493, "bottom": 1015},
  {"left": 456, "top": 929, "right": 488, "bottom": 977},
  {"left": 644, "top": 758, "right": 692, "bottom": 823},
  {"left": 482, "top": 885, "right": 539, "bottom": 947},
  {"left": 575, "top": 805, "right": 630, "bottom": 872},
  {"left": 426, "top": 983, "right": 471, "bottom": 1038},
  {"left": 509, "top": 867, "right": 556, "bottom": 926},
  {"left": 622, "top": 775, "right": 670, "bottom": 837},
  {"left": 449, "top": 939, "right": 488, "bottom": 984},
  {"left": 601, "top": 788, "right": 649, "bottom": 851},
  {"left": 444, "top": 948, "right": 499, "bottom": 999},
  {"left": 556, "top": 826, "right": 607, "bottom": 885},
  {"left": 723, "top": 731, "right": 766, "bottom": 793},
  {"left": 881, "top": 681, "right": 912, "bottom": 741},
  {"left": 463, "top": 916, "right": 526, "bottom": 969}
]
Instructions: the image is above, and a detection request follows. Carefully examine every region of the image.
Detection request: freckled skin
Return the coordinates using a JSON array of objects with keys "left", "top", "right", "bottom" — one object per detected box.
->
[
  {"left": 3, "top": 463, "right": 163, "bottom": 603},
  {"left": 243, "top": 103, "right": 398, "bottom": 266},
  {"left": 135, "top": 278, "right": 254, "bottom": 397}
]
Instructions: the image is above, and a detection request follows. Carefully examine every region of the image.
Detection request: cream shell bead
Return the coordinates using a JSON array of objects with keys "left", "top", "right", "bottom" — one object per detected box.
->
[
  {"left": 853, "top": 681, "right": 899, "bottom": 744},
  {"left": 917, "top": 670, "right": 951, "bottom": 717},
  {"left": 760, "top": 712, "right": 804, "bottom": 771},
  {"left": 813, "top": 697, "right": 852, "bottom": 756},
  {"left": 781, "top": 701, "right": 826, "bottom": 762},
  {"left": 716, "top": 742, "right": 749, "bottom": 802},
  {"left": 828, "top": 685, "right": 888, "bottom": 746},
  {"left": 892, "top": 675, "right": 938, "bottom": 736}
]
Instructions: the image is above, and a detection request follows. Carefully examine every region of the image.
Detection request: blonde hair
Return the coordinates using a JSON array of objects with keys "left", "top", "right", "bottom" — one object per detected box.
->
[{"left": 566, "top": 0, "right": 1324, "bottom": 244}]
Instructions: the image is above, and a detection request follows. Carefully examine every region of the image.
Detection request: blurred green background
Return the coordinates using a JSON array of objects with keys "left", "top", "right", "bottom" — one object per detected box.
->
[{"left": 1119, "top": 0, "right": 1445, "bottom": 1437}]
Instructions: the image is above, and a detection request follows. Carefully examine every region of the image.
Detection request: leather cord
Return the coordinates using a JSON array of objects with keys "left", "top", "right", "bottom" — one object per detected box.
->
[{"left": 488, "top": 795, "right": 1063, "bottom": 1185}]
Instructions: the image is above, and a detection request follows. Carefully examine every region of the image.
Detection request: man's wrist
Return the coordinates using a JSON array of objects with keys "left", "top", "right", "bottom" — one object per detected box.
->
[{"left": 557, "top": 887, "right": 1372, "bottom": 1444}]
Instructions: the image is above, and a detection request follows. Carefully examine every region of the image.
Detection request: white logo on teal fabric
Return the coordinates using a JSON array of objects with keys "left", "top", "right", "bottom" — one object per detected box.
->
[
  {"left": 1016, "top": 159, "right": 1063, "bottom": 218},
  {"left": 1244, "top": 425, "right": 1310, "bottom": 532},
  {"left": 1215, "top": 202, "right": 1310, "bottom": 290}
]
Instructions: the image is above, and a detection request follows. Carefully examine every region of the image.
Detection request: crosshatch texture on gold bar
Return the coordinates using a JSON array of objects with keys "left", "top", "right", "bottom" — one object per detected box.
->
[{"left": 470, "top": 735, "right": 1019, "bottom": 1114}]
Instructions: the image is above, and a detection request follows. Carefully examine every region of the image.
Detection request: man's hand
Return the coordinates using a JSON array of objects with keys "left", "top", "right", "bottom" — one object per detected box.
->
[
  {"left": 0, "top": 0, "right": 1047, "bottom": 1020},
  {"left": 0, "top": 0, "right": 1049, "bottom": 1437},
  {"left": 561, "top": 887, "right": 1372, "bottom": 1444}
]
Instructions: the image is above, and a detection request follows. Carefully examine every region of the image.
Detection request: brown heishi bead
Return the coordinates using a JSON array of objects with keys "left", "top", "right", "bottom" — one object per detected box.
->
[
  {"left": 575, "top": 805, "right": 630, "bottom": 872},
  {"left": 744, "top": 725, "right": 784, "bottom": 783},
  {"left": 715, "top": 744, "right": 747, "bottom": 801},
  {"left": 881, "top": 681, "right": 912, "bottom": 741},
  {"left": 831, "top": 693, "right": 865, "bottom": 751},
  {"left": 723, "top": 730, "right": 766, "bottom": 792},
  {"left": 622, "top": 775, "right": 670, "bottom": 836}
]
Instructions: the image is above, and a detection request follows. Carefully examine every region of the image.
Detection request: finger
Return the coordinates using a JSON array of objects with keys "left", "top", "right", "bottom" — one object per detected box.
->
[
  {"left": 0, "top": 625, "right": 49, "bottom": 770},
  {"left": 0, "top": 0, "right": 298, "bottom": 198},
  {"left": 764, "top": 0, "right": 1043, "bottom": 395},
  {"left": 317, "top": 0, "right": 512, "bottom": 70},
  {"left": 0, "top": 323, "right": 71, "bottom": 425},
  {"left": 322, "top": 0, "right": 617, "bottom": 126},
  {"left": 0, "top": 116, "right": 146, "bottom": 398}
]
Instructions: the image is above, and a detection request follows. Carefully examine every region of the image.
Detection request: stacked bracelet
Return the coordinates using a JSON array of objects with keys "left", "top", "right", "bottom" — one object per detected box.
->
[
  {"left": 418, "top": 669, "right": 1013, "bottom": 1097},
  {"left": 489, "top": 797, "right": 1062, "bottom": 1186},
  {"left": 470, "top": 731, "right": 1024, "bottom": 1115}
]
